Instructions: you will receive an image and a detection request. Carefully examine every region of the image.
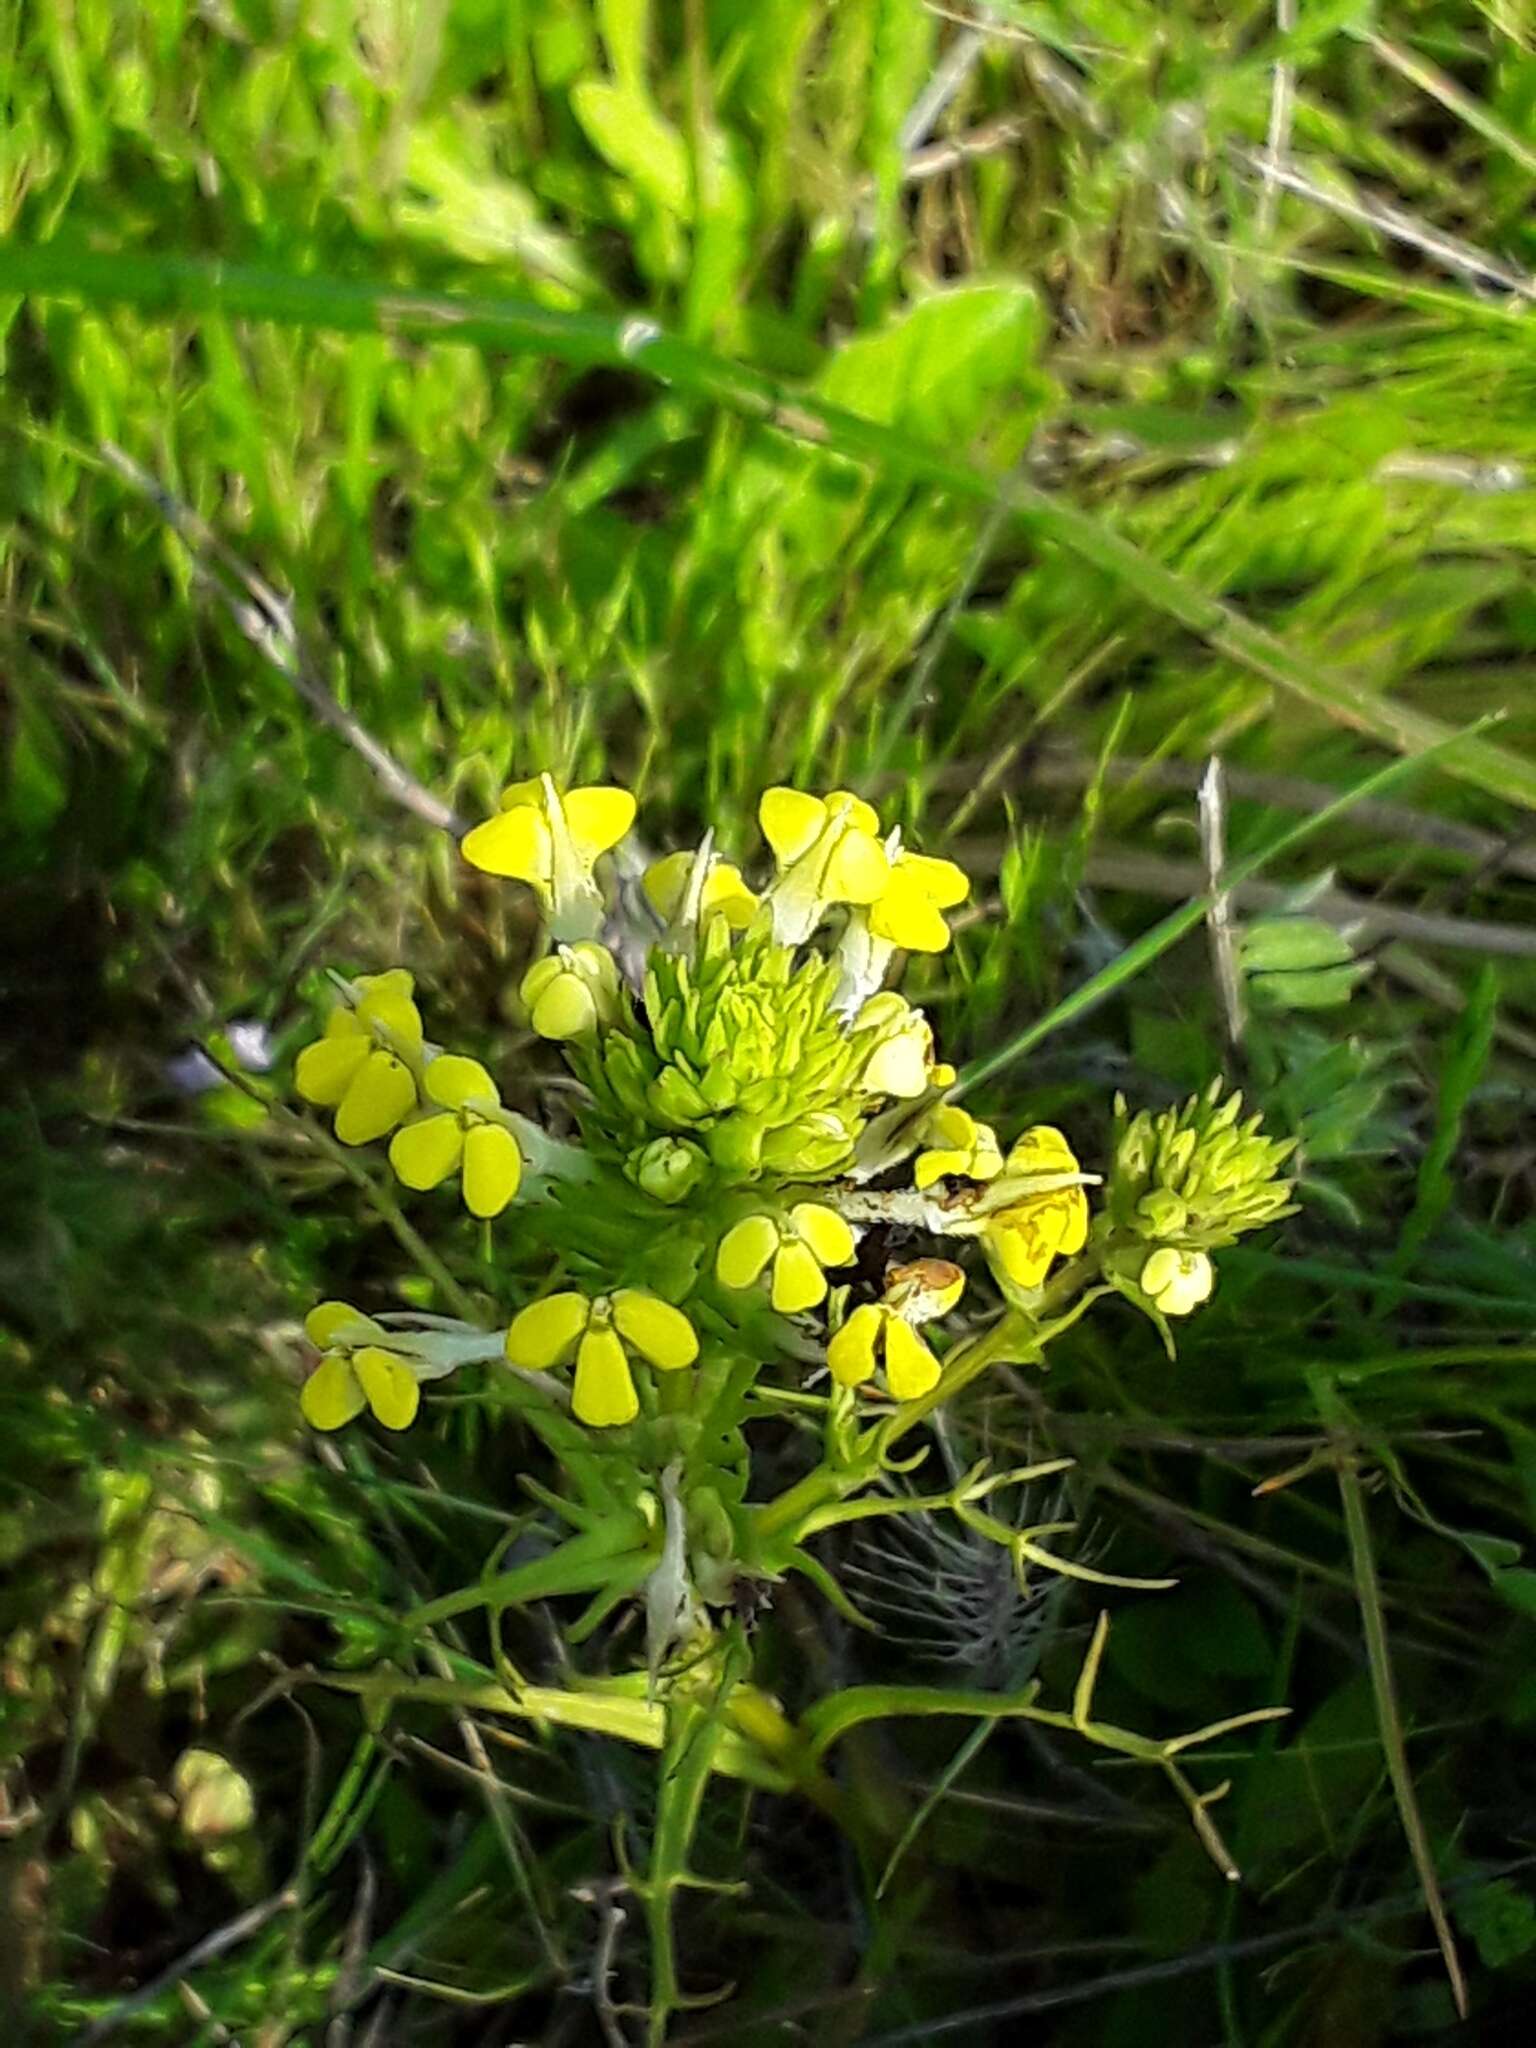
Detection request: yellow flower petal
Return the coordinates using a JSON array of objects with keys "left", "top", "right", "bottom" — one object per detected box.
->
[
  {"left": 1005, "top": 1125, "right": 1079, "bottom": 1176},
  {"left": 461, "top": 804, "right": 552, "bottom": 884},
  {"left": 790, "top": 1202, "right": 855, "bottom": 1270},
  {"left": 388, "top": 1112, "right": 465, "bottom": 1190},
  {"left": 823, "top": 828, "right": 889, "bottom": 905},
  {"left": 987, "top": 1198, "right": 1076, "bottom": 1289},
  {"left": 770, "top": 1239, "right": 828, "bottom": 1314},
  {"left": 826, "top": 790, "right": 881, "bottom": 838},
  {"left": 353, "top": 968, "right": 415, "bottom": 1006},
  {"left": 883, "top": 1317, "right": 941, "bottom": 1401},
  {"left": 642, "top": 851, "right": 692, "bottom": 920},
  {"left": 715, "top": 1215, "right": 779, "bottom": 1291},
  {"left": 295, "top": 1031, "right": 369, "bottom": 1107},
  {"left": 827, "top": 1303, "right": 883, "bottom": 1387},
  {"left": 424, "top": 1054, "right": 498, "bottom": 1112},
  {"left": 562, "top": 786, "right": 636, "bottom": 861},
  {"left": 355, "top": 990, "right": 424, "bottom": 1049},
  {"left": 506, "top": 1292, "right": 590, "bottom": 1370},
  {"left": 335, "top": 1051, "right": 417, "bottom": 1146},
  {"left": 868, "top": 869, "right": 953, "bottom": 951},
  {"left": 898, "top": 852, "right": 969, "bottom": 910},
  {"left": 572, "top": 1325, "right": 639, "bottom": 1426},
  {"left": 862, "top": 1032, "right": 930, "bottom": 1099},
  {"left": 702, "top": 863, "right": 758, "bottom": 928},
  {"left": 611, "top": 1290, "right": 698, "bottom": 1370},
  {"left": 304, "top": 1301, "right": 383, "bottom": 1349},
  {"left": 759, "top": 787, "right": 826, "bottom": 865},
  {"left": 530, "top": 973, "right": 597, "bottom": 1040},
  {"left": 353, "top": 1346, "right": 421, "bottom": 1430},
  {"left": 462, "top": 1121, "right": 522, "bottom": 1218},
  {"left": 301, "top": 1355, "right": 366, "bottom": 1431},
  {"left": 1141, "top": 1247, "right": 1214, "bottom": 1315}
]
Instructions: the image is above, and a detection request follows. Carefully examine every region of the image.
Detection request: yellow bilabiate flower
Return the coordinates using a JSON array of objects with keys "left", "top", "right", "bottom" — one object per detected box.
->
[
  {"left": 644, "top": 850, "right": 758, "bottom": 932},
  {"left": 867, "top": 849, "right": 970, "bottom": 953},
  {"left": 388, "top": 1055, "right": 523, "bottom": 1218},
  {"left": 300, "top": 1301, "right": 422, "bottom": 1432},
  {"left": 295, "top": 970, "right": 422, "bottom": 1146},
  {"left": 983, "top": 1126, "right": 1090, "bottom": 1289},
  {"left": 759, "top": 788, "right": 890, "bottom": 944},
  {"left": 504, "top": 1288, "right": 698, "bottom": 1427},
  {"left": 461, "top": 774, "right": 635, "bottom": 939},
  {"left": 715, "top": 1202, "right": 857, "bottom": 1314},
  {"left": 1140, "top": 1246, "right": 1215, "bottom": 1316},
  {"left": 826, "top": 1303, "right": 939, "bottom": 1401},
  {"left": 520, "top": 943, "right": 621, "bottom": 1040},
  {"left": 914, "top": 1104, "right": 1004, "bottom": 1190}
]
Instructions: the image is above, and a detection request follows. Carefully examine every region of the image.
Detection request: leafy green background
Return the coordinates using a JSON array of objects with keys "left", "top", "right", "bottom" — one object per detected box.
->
[{"left": 5, "top": 0, "right": 1536, "bottom": 2039}]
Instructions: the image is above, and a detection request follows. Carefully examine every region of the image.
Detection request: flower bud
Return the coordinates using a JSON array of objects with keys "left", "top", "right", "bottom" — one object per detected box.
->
[{"left": 629, "top": 1136, "right": 709, "bottom": 1205}]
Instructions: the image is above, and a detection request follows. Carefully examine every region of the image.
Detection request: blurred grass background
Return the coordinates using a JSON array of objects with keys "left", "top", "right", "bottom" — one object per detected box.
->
[{"left": 5, "top": 0, "right": 1536, "bottom": 2039}]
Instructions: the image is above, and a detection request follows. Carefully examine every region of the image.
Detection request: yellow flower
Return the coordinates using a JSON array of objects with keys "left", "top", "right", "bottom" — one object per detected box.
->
[
  {"left": 759, "top": 787, "right": 890, "bottom": 944},
  {"left": 461, "top": 774, "right": 635, "bottom": 939},
  {"left": 388, "top": 1055, "right": 523, "bottom": 1219},
  {"left": 826, "top": 1304, "right": 938, "bottom": 1401},
  {"left": 504, "top": 1288, "right": 698, "bottom": 1428},
  {"left": 295, "top": 970, "right": 422, "bottom": 1146},
  {"left": 1140, "top": 1246, "right": 1215, "bottom": 1316},
  {"left": 914, "top": 1104, "right": 1004, "bottom": 1190},
  {"left": 856, "top": 993, "right": 938, "bottom": 1099},
  {"left": 520, "top": 943, "right": 622, "bottom": 1039},
  {"left": 300, "top": 1301, "right": 422, "bottom": 1432},
  {"left": 715, "top": 1202, "right": 857, "bottom": 1314},
  {"left": 867, "top": 849, "right": 970, "bottom": 953},
  {"left": 644, "top": 850, "right": 758, "bottom": 932},
  {"left": 983, "top": 1126, "right": 1091, "bottom": 1290}
]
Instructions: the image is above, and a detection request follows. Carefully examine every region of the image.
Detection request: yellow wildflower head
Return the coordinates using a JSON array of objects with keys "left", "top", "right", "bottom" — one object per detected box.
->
[
  {"left": 387, "top": 1054, "right": 523, "bottom": 1218},
  {"left": 300, "top": 1301, "right": 422, "bottom": 1432},
  {"left": 1139, "top": 1246, "right": 1215, "bottom": 1317},
  {"left": 982, "top": 1126, "right": 1091, "bottom": 1291},
  {"left": 914, "top": 1104, "right": 1004, "bottom": 1191},
  {"left": 520, "top": 942, "right": 622, "bottom": 1040},
  {"left": 825, "top": 1259, "right": 964, "bottom": 1402},
  {"left": 644, "top": 848, "right": 759, "bottom": 937},
  {"left": 461, "top": 774, "right": 635, "bottom": 941},
  {"left": 295, "top": 970, "right": 422, "bottom": 1146},
  {"left": 759, "top": 788, "right": 890, "bottom": 945},
  {"left": 504, "top": 1288, "right": 699, "bottom": 1428},
  {"left": 715, "top": 1202, "right": 857, "bottom": 1315}
]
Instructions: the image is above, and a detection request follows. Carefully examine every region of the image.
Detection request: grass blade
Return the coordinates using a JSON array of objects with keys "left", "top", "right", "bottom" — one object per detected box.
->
[{"left": 5, "top": 241, "right": 1536, "bottom": 810}]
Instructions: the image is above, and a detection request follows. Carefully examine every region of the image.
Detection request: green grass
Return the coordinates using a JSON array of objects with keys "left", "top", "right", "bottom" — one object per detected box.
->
[{"left": 5, "top": 0, "right": 1536, "bottom": 2040}]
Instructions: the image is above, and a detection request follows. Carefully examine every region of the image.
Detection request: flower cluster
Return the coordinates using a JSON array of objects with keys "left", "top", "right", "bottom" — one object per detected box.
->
[{"left": 289, "top": 774, "right": 1295, "bottom": 1533}]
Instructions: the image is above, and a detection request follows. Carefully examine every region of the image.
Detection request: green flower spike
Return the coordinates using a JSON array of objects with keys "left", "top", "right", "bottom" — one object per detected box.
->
[
  {"left": 759, "top": 787, "right": 890, "bottom": 945},
  {"left": 521, "top": 942, "right": 622, "bottom": 1040},
  {"left": 300, "top": 1301, "right": 423, "bottom": 1432},
  {"left": 504, "top": 1289, "right": 699, "bottom": 1428},
  {"left": 715, "top": 1202, "right": 857, "bottom": 1314},
  {"left": 461, "top": 774, "right": 635, "bottom": 941},
  {"left": 1106, "top": 1083, "right": 1298, "bottom": 1252},
  {"left": 388, "top": 1054, "right": 523, "bottom": 1218},
  {"left": 294, "top": 969, "right": 423, "bottom": 1146}
]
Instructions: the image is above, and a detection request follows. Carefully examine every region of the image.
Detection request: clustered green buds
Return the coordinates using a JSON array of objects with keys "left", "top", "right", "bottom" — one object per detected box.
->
[{"left": 1099, "top": 1081, "right": 1298, "bottom": 1316}]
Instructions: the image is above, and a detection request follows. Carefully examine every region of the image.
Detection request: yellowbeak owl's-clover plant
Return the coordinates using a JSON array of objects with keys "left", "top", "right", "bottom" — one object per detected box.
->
[{"left": 291, "top": 776, "right": 1300, "bottom": 2019}]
